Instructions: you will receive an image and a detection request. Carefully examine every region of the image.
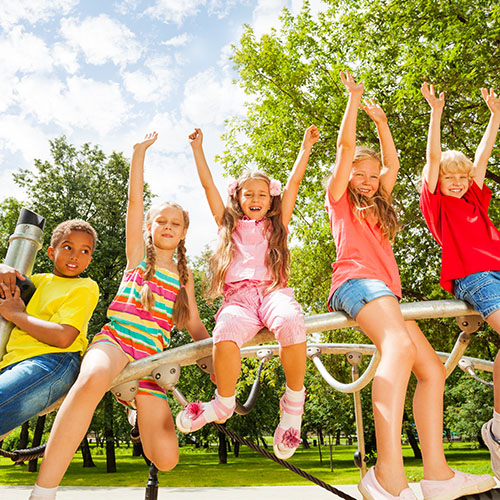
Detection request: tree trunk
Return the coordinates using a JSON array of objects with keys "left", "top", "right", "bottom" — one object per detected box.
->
[
  {"left": 335, "top": 429, "right": 341, "bottom": 445},
  {"left": 403, "top": 412, "right": 422, "bottom": 459},
  {"left": 27, "top": 416, "right": 46, "bottom": 472},
  {"left": 80, "top": 436, "right": 96, "bottom": 468},
  {"left": 259, "top": 436, "right": 268, "bottom": 449},
  {"left": 233, "top": 440, "right": 240, "bottom": 457},
  {"left": 16, "top": 422, "right": 30, "bottom": 466},
  {"left": 133, "top": 441, "right": 143, "bottom": 457},
  {"left": 218, "top": 428, "right": 227, "bottom": 464},
  {"left": 301, "top": 429, "right": 310, "bottom": 449},
  {"left": 104, "top": 393, "right": 117, "bottom": 472}
]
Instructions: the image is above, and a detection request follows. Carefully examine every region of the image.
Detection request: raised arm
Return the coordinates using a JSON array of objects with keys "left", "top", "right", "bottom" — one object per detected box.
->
[
  {"left": 188, "top": 128, "right": 225, "bottom": 226},
  {"left": 126, "top": 132, "right": 158, "bottom": 269},
  {"left": 328, "top": 71, "right": 364, "bottom": 202},
  {"left": 421, "top": 82, "right": 445, "bottom": 193},
  {"left": 281, "top": 125, "right": 320, "bottom": 227},
  {"left": 361, "top": 99, "right": 400, "bottom": 195},
  {"left": 183, "top": 268, "right": 210, "bottom": 342},
  {"left": 473, "top": 87, "right": 500, "bottom": 188}
]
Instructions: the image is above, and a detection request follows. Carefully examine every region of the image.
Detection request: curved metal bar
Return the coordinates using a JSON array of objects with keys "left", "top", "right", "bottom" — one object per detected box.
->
[
  {"left": 444, "top": 332, "right": 472, "bottom": 377},
  {"left": 458, "top": 359, "right": 494, "bottom": 387},
  {"left": 308, "top": 347, "right": 381, "bottom": 394},
  {"left": 234, "top": 356, "right": 267, "bottom": 415},
  {"left": 112, "top": 299, "right": 480, "bottom": 388}
]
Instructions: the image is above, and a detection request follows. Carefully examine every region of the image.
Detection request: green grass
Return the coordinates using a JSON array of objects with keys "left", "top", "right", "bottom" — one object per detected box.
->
[{"left": 0, "top": 442, "right": 494, "bottom": 487}]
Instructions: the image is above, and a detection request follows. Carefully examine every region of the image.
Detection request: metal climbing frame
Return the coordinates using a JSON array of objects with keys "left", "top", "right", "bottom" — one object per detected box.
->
[{"left": 111, "top": 298, "right": 493, "bottom": 483}]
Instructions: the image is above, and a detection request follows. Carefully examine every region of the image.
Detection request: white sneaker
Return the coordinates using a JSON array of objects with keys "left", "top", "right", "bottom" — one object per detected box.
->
[{"left": 482, "top": 418, "right": 500, "bottom": 479}]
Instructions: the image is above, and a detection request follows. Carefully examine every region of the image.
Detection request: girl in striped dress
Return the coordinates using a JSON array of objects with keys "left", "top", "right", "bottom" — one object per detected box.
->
[{"left": 30, "top": 132, "right": 211, "bottom": 500}]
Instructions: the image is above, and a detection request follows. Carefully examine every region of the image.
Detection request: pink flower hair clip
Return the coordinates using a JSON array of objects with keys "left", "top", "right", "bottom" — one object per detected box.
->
[
  {"left": 269, "top": 179, "right": 281, "bottom": 197},
  {"left": 227, "top": 179, "right": 239, "bottom": 196}
]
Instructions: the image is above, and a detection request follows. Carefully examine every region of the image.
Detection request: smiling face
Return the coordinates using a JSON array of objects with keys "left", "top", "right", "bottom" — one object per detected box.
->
[
  {"left": 349, "top": 158, "right": 381, "bottom": 198},
  {"left": 148, "top": 205, "right": 187, "bottom": 250},
  {"left": 48, "top": 230, "right": 94, "bottom": 278},
  {"left": 238, "top": 178, "right": 272, "bottom": 220},
  {"left": 439, "top": 171, "right": 471, "bottom": 198}
]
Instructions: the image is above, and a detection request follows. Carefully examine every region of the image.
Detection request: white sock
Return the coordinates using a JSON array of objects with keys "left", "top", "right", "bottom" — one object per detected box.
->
[
  {"left": 29, "top": 484, "right": 58, "bottom": 500},
  {"left": 279, "top": 386, "right": 305, "bottom": 429},
  {"left": 215, "top": 391, "right": 235, "bottom": 409},
  {"left": 492, "top": 410, "right": 500, "bottom": 438}
]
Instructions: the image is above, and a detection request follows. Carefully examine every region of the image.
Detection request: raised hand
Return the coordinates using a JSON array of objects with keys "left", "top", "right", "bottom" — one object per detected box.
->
[
  {"left": 481, "top": 87, "right": 500, "bottom": 116},
  {"left": 188, "top": 128, "right": 203, "bottom": 149},
  {"left": 133, "top": 131, "right": 158, "bottom": 152},
  {"left": 302, "top": 125, "right": 320, "bottom": 149},
  {"left": 361, "top": 98, "right": 387, "bottom": 124},
  {"left": 421, "top": 82, "right": 445, "bottom": 111},
  {"left": 340, "top": 70, "right": 364, "bottom": 96}
]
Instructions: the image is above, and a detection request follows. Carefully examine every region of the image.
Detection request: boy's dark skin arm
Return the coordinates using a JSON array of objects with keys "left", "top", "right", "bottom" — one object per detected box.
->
[{"left": 0, "top": 284, "right": 79, "bottom": 349}]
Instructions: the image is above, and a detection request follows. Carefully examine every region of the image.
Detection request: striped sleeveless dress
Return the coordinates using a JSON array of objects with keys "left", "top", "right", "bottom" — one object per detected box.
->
[{"left": 91, "top": 260, "right": 180, "bottom": 400}]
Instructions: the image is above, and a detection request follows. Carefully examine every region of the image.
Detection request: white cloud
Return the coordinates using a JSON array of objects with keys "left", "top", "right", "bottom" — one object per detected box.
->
[
  {"left": 291, "top": 0, "right": 329, "bottom": 17},
  {"left": 0, "top": 26, "right": 53, "bottom": 76},
  {"left": 60, "top": 14, "right": 142, "bottom": 66},
  {"left": 181, "top": 68, "right": 247, "bottom": 126},
  {"left": 52, "top": 43, "right": 79, "bottom": 74},
  {"left": 252, "top": 0, "right": 288, "bottom": 38},
  {"left": 0, "top": 0, "right": 78, "bottom": 29},
  {"left": 16, "top": 75, "right": 129, "bottom": 135},
  {"left": 122, "top": 55, "right": 177, "bottom": 102},
  {"left": 145, "top": 0, "right": 236, "bottom": 25},
  {"left": 162, "top": 33, "right": 193, "bottom": 47}
]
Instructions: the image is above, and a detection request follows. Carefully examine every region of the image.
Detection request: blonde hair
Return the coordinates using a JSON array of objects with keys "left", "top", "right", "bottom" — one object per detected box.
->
[
  {"left": 347, "top": 146, "right": 399, "bottom": 240},
  {"left": 439, "top": 150, "right": 474, "bottom": 178},
  {"left": 140, "top": 202, "right": 191, "bottom": 329},
  {"left": 206, "top": 171, "right": 289, "bottom": 301}
]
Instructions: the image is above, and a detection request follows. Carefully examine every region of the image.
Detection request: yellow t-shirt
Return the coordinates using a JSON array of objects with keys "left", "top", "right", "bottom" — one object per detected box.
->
[{"left": 0, "top": 273, "right": 99, "bottom": 370}]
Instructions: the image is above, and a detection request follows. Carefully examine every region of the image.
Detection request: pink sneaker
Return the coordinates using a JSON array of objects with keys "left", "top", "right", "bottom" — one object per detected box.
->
[
  {"left": 358, "top": 467, "right": 417, "bottom": 500},
  {"left": 176, "top": 395, "right": 235, "bottom": 433},
  {"left": 420, "top": 469, "right": 495, "bottom": 500}
]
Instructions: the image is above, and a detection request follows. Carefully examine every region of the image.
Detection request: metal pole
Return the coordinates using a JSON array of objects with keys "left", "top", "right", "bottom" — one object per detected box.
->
[{"left": 0, "top": 208, "right": 45, "bottom": 360}]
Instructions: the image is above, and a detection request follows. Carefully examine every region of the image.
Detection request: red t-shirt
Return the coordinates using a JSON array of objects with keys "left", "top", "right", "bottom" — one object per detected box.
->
[
  {"left": 325, "top": 190, "right": 402, "bottom": 309},
  {"left": 419, "top": 180, "right": 500, "bottom": 294}
]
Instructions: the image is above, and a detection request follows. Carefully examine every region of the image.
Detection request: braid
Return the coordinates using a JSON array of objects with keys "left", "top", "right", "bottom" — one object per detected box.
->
[
  {"left": 172, "top": 238, "right": 190, "bottom": 329},
  {"left": 140, "top": 233, "right": 156, "bottom": 312}
]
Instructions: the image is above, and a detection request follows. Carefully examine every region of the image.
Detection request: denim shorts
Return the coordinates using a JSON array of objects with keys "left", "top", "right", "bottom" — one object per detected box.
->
[
  {"left": 0, "top": 351, "right": 80, "bottom": 435},
  {"left": 453, "top": 270, "right": 500, "bottom": 319},
  {"left": 330, "top": 278, "right": 397, "bottom": 320}
]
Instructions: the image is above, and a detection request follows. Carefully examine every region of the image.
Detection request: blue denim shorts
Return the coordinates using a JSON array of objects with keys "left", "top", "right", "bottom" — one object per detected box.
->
[
  {"left": 0, "top": 351, "right": 80, "bottom": 435},
  {"left": 330, "top": 278, "right": 397, "bottom": 320},
  {"left": 453, "top": 270, "right": 500, "bottom": 319}
]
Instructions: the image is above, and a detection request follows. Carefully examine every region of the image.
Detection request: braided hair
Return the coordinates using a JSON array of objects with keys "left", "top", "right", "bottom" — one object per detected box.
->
[{"left": 140, "top": 202, "right": 191, "bottom": 329}]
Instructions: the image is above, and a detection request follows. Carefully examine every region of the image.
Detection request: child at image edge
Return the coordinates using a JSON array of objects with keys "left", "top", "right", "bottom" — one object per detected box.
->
[
  {"left": 0, "top": 220, "right": 99, "bottom": 438},
  {"left": 327, "top": 71, "right": 494, "bottom": 500},
  {"left": 176, "top": 125, "right": 319, "bottom": 459},
  {"left": 29, "top": 132, "right": 211, "bottom": 500},
  {"left": 420, "top": 82, "right": 500, "bottom": 481}
]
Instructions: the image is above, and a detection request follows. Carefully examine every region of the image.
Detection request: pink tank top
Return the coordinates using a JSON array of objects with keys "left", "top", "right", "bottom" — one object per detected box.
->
[{"left": 225, "top": 217, "right": 273, "bottom": 284}]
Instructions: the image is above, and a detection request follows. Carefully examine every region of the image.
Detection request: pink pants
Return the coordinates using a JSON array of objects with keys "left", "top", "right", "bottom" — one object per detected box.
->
[{"left": 213, "top": 281, "right": 306, "bottom": 348}]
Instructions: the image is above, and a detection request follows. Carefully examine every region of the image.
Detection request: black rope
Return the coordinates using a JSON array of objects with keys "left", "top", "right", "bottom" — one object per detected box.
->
[
  {"left": 210, "top": 422, "right": 357, "bottom": 500},
  {"left": 0, "top": 444, "right": 46, "bottom": 464}
]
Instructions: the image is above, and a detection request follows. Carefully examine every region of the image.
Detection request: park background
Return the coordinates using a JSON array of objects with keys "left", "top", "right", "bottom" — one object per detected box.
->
[{"left": 0, "top": 0, "right": 499, "bottom": 488}]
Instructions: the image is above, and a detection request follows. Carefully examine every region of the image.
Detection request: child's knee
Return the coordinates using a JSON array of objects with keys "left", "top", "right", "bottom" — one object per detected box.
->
[{"left": 153, "top": 450, "right": 179, "bottom": 471}]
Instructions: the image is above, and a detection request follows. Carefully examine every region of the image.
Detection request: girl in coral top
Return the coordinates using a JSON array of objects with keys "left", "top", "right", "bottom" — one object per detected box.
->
[
  {"left": 176, "top": 125, "right": 319, "bottom": 459},
  {"left": 327, "top": 71, "right": 493, "bottom": 500}
]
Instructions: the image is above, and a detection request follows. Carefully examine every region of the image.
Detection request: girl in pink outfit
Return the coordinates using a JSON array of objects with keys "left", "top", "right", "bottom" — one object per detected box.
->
[
  {"left": 176, "top": 126, "right": 319, "bottom": 459},
  {"left": 327, "top": 71, "right": 494, "bottom": 500}
]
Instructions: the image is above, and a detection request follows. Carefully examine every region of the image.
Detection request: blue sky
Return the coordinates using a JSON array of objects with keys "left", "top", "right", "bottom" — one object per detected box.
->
[{"left": 0, "top": 0, "right": 325, "bottom": 256}]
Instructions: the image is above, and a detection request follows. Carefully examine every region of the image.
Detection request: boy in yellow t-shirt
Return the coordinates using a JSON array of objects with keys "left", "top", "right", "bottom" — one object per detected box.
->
[{"left": 0, "top": 219, "right": 99, "bottom": 437}]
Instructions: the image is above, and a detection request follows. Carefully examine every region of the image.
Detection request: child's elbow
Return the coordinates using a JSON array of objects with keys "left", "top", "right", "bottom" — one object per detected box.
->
[{"left": 57, "top": 326, "right": 79, "bottom": 349}]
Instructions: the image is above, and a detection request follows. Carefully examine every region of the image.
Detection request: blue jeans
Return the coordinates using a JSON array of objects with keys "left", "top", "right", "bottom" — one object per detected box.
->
[
  {"left": 454, "top": 270, "right": 500, "bottom": 319},
  {"left": 0, "top": 352, "right": 80, "bottom": 435},
  {"left": 330, "top": 278, "right": 397, "bottom": 320}
]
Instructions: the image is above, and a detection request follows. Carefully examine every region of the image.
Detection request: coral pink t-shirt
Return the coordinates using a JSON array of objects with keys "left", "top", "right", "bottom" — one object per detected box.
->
[
  {"left": 419, "top": 180, "right": 500, "bottom": 294},
  {"left": 225, "top": 217, "right": 273, "bottom": 284},
  {"left": 325, "top": 190, "right": 401, "bottom": 309}
]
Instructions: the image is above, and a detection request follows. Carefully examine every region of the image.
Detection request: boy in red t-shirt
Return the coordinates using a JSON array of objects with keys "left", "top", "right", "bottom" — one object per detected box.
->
[{"left": 420, "top": 82, "right": 500, "bottom": 479}]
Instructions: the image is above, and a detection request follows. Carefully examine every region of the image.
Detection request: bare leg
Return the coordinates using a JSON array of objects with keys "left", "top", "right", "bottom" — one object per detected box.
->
[
  {"left": 355, "top": 296, "right": 416, "bottom": 496},
  {"left": 36, "top": 344, "right": 128, "bottom": 488},
  {"left": 137, "top": 394, "right": 179, "bottom": 471},
  {"left": 405, "top": 320, "right": 453, "bottom": 480},
  {"left": 213, "top": 340, "right": 241, "bottom": 397},
  {"left": 486, "top": 310, "right": 500, "bottom": 413},
  {"left": 280, "top": 342, "right": 306, "bottom": 391}
]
